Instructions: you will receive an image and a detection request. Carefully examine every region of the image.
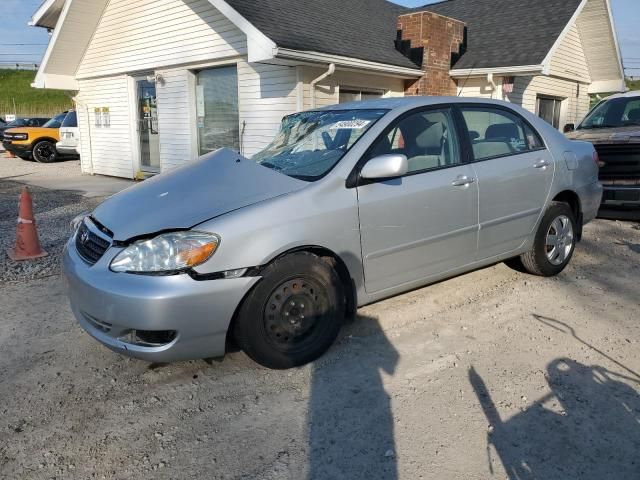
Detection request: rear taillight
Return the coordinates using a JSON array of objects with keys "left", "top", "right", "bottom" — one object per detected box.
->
[{"left": 593, "top": 151, "right": 605, "bottom": 169}]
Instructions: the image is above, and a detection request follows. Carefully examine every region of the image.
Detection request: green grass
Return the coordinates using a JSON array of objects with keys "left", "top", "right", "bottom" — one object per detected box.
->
[
  {"left": 0, "top": 69, "right": 74, "bottom": 118},
  {"left": 627, "top": 78, "right": 640, "bottom": 92}
]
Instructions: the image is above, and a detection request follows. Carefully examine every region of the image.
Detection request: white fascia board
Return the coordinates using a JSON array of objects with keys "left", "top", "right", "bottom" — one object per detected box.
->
[
  {"left": 588, "top": 79, "right": 626, "bottom": 94},
  {"left": 206, "top": 0, "right": 277, "bottom": 62},
  {"left": 275, "top": 48, "right": 424, "bottom": 78},
  {"left": 32, "top": 74, "right": 78, "bottom": 90},
  {"left": 541, "top": 0, "right": 588, "bottom": 75},
  {"left": 33, "top": 0, "right": 74, "bottom": 89},
  {"left": 604, "top": 0, "right": 625, "bottom": 82},
  {"left": 29, "top": 0, "right": 58, "bottom": 27},
  {"left": 450, "top": 65, "right": 544, "bottom": 78}
]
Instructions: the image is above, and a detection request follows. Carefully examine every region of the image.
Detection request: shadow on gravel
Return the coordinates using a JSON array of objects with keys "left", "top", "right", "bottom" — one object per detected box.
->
[
  {"left": 470, "top": 314, "right": 640, "bottom": 479},
  {"left": 307, "top": 315, "right": 399, "bottom": 480}
]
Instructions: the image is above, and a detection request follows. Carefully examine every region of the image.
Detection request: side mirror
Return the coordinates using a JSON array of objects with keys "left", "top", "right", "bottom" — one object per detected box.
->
[
  {"left": 360, "top": 154, "right": 408, "bottom": 180},
  {"left": 563, "top": 123, "right": 575, "bottom": 133},
  {"left": 469, "top": 130, "right": 480, "bottom": 141}
]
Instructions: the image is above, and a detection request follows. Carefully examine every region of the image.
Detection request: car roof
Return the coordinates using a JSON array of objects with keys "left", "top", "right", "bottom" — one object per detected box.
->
[{"left": 315, "top": 96, "right": 519, "bottom": 112}]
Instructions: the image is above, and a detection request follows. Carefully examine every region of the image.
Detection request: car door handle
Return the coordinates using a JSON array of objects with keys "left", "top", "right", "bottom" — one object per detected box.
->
[
  {"left": 451, "top": 175, "right": 476, "bottom": 187},
  {"left": 534, "top": 159, "right": 550, "bottom": 169}
]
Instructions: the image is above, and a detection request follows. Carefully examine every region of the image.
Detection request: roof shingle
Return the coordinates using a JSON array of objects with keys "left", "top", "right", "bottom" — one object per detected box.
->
[{"left": 224, "top": 0, "right": 583, "bottom": 71}]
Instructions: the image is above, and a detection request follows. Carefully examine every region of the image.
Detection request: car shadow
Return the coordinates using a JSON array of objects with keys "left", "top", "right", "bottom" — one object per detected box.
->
[
  {"left": 306, "top": 313, "right": 400, "bottom": 480},
  {"left": 469, "top": 314, "right": 640, "bottom": 479}
]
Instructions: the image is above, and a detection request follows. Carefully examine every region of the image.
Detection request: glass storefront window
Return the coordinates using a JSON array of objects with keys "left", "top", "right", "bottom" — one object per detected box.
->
[{"left": 196, "top": 66, "right": 240, "bottom": 155}]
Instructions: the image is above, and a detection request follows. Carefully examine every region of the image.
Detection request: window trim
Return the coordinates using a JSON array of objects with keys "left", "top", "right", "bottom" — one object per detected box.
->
[
  {"left": 535, "top": 94, "right": 563, "bottom": 129},
  {"left": 347, "top": 105, "right": 470, "bottom": 188},
  {"left": 338, "top": 86, "right": 386, "bottom": 103},
  {"left": 453, "top": 104, "right": 547, "bottom": 165}
]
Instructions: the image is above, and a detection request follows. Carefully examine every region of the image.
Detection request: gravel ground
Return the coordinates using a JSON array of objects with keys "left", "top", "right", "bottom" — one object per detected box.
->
[
  {"left": 0, "top": 156, "right": 109, "bottom": 282},
  {"left": 1, "top": 158, "right": 640, "bottom": 479}
]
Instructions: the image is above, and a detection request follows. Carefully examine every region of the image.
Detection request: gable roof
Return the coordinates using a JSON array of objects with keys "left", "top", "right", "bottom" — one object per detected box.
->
[
  {"left": 224, "top": 0, "right": 417, "bottom": 69},
  {"left": 419, "top": 0, "right": 584, "bottom": 70}
]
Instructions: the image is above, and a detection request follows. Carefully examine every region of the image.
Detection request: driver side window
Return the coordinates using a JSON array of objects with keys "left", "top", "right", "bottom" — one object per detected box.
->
[{"left": 368, "top": 108, "right": 461, "bottom": 174}]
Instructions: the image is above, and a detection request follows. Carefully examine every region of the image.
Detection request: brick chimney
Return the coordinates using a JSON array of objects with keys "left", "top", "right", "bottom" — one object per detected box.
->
[{"left": 397, "top": 11, "right": 466, "bottom": 96}]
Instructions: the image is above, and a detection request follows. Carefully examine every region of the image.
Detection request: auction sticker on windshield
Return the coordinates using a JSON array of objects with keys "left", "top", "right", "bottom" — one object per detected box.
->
[{"left": 329, "top": 120, "right": 371, "bottom": 130}]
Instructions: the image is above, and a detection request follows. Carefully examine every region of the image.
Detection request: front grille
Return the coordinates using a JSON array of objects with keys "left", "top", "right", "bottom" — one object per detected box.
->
[
  {"left": 594, "top": 143, "right": 640, "bottom": 180},
  {"left": 75, "top": 219, "right": 112, "bottom": 265}
]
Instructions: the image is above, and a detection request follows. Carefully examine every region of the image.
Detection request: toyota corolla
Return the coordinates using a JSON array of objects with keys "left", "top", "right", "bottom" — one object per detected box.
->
[{"left": 63, "top": 97, "right": 602, "bottom": 369}]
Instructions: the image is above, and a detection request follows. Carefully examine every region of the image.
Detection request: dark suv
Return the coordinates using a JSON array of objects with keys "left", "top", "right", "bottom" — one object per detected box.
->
[{"left": 566, "top": 91, "right": 640, "bottom": 207}]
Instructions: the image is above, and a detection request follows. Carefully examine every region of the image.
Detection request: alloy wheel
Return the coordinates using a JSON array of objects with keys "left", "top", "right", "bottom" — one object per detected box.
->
[{"left": 545, "top": 215, "right": 574, "bottom": 266}]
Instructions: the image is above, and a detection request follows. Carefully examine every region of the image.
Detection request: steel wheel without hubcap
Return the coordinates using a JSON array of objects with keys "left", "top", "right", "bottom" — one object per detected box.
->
[
  {"left": 263, "top": 277, "right": 330, "bottom": 352},
  {"left": 545, "top": 215, "right": 574, "bottom": 266},
  {"left": 234, "top": 252, "right": 345, "bottom": 369}
]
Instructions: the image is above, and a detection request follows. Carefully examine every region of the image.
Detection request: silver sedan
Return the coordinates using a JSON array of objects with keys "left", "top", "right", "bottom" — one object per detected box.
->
[{"left": 63, "top": 97, "right": 602, "bottom": 369}]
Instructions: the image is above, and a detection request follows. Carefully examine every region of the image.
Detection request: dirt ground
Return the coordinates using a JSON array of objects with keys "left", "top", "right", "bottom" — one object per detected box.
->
[{"left": 1, "top": 158, "right": 640, "bottom": 479}]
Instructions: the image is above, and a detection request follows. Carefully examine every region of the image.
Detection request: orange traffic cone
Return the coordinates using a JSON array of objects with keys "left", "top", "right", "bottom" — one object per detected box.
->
[{"left": 7, "top": 187, "right": 48, "bottom": 261}]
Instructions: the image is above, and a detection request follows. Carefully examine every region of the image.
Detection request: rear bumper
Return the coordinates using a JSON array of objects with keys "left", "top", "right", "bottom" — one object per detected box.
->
[
  {"left": 62, "top": 237, "right": 260, "bottom": 362},
  {"left": 601, "top": 185, "right": 640, "bottom": 207},
  {"left": 56, "top": 140, "right": 80, "bottom": 156},
  {"left": 577, "top": 181, "right": 603, "bottom": 224}
]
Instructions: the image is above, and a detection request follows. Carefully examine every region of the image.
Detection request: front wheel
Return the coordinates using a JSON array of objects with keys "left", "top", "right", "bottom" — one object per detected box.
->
[
  {"left": 520, "top": 202, "right": 577, "bottom": 277},
  {"left": 234, "top": 252, "right": 345, "bottom": 369},
  {"left": 32, "top": 140, "right": 58, "bottom": 163}
]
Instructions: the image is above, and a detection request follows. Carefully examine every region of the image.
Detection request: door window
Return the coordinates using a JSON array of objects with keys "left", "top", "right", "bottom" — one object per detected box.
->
[
  {"left": 196, "top": 66, "right": 240, "bottom": 155},
  {"left": 137, "top": 79, "right": 160, "bottom": 170},
  {"left": 367, "top": 108, "right": 460, "bottom": 174},
  {"left": 536, "top": 96, "right": 563, "bottom": 129},
  {"left": 461, "top": 107, "right": 543, "bottom": 161}
]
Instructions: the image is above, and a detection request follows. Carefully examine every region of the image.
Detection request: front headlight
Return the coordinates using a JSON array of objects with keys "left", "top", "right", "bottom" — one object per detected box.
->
[
  {"left": 13, "top": 133, "right": 28, "bottom": 140},
  {"left": 110, "top": 231, "right": 220, "bottom": 274}
]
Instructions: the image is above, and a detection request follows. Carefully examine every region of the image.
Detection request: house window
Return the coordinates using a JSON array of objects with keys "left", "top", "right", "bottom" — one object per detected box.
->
[
  {"left": 195, "top": 65, "right": 240, "bottom": 156},
  {"left": 339, "top": 87, "right": 384, "bottom": 103},
  {"left": 536, "top": 95, "right": 563, "bottom": 129}
]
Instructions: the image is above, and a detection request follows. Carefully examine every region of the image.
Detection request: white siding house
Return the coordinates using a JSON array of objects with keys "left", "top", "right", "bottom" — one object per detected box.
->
[
  {"left": 31, "top": 0, "right": 418, "bottom": 178},
  {"left": 31, "top": 0, "right": 624, "bottom": 179},
  {"left": 454, "top": 0, "right": 623, "bottom": 131}
]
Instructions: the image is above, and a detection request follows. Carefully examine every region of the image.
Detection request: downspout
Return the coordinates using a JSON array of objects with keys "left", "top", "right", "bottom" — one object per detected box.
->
[
  {"left": 487, "top": 73, "right": 497, "bottom": 99},
  {"left": 310, "top": 63, "right": 336, "bottom": 109}
]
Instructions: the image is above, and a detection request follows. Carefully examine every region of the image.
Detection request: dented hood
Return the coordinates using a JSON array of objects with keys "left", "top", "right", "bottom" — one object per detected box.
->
[{"left": 92, "top": 149, "right": 307, "bottom": 241}]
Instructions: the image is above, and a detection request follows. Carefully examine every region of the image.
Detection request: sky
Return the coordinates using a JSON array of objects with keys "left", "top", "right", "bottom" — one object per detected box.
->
[{"left": 0, "top": 0, "right": 638, "bottom": 74}]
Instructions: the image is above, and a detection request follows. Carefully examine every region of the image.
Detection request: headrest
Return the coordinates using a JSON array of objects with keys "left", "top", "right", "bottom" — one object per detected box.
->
[{"left": 486, "top": 123, "right": 519, "bottom": 140}]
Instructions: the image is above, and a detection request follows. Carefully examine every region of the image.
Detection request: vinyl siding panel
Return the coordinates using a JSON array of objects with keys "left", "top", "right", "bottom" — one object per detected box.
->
[
  {"left": 577, "top": 0, "right": 621, "bottom": 82},
  {"left": 549, "top": 24, "right": 591, "bottom": 83},
  {"left": 76, "top": 0, "right": 247, "bottom": 79},
  {"left": 76, "top": 76, "right": 135, "bottom": 178},
  {"left": 238, "top": 62, "right": 298, "bottom": 157},
  {"left": 458, "top": 74, "right": 591, "bottom": 128},
  {"left": 155, "top": 68, "right": 196, "bottom": 171},
  {"left": 508, "top": 75, "right": 591, "bottom": 127},
  {"left": 301, "top": 67, "right": 406, "bottom": 110}
]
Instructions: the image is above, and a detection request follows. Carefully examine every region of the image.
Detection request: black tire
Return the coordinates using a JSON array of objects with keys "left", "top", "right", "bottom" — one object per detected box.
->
[
  {"left": 520, "top": 202, "right": 577, "bottom": 277},
  {"left": 32, "top": 140, "right": 58, "bottom": 163},
  {"left": 234, "top": 252, "right": 345, "bottom": 369}
]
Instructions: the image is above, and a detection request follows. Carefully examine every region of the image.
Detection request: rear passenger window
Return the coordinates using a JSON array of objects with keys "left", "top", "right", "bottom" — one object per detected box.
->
[
  {"left": 368, "top": 108, "right": 460, "bottom": 174},
  {"left": 461, "top": 107, "right": 543, "bottom": 160}
]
